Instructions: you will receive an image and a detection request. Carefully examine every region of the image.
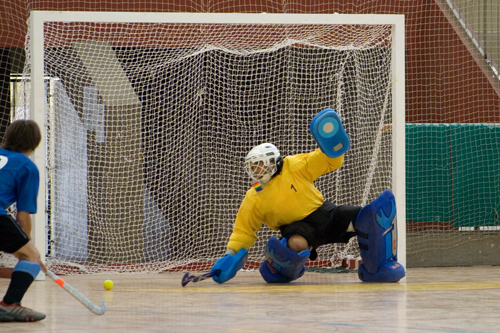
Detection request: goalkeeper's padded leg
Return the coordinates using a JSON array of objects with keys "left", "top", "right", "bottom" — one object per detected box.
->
[
  {"left": 357, "top": 260, "right": 404, "bottom": 283},
  {"left": 310, "top": 108, "right": 350, "bottom": 158},
  {"left": 259, "top": 236, "right": 309, "bottom": 283},
  {"left": 211, "top": 248, "right": 248, "bottom": 284},
  {"left": 356, "top": 190, "right": 405, "bottom": 282}
]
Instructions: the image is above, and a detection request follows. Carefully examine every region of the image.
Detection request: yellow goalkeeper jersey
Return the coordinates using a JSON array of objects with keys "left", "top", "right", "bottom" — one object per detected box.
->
[{"left": 227, "top": 148, "right": 344, "bottom": 252}]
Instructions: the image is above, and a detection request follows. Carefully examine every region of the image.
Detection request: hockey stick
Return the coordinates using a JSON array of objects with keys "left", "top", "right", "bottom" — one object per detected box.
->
[
  {"left": 181, "top": 270, "right": 220, "bottom": 287},
  {"left": 46, "top": 270, "right": 106, "bottom": 315}
]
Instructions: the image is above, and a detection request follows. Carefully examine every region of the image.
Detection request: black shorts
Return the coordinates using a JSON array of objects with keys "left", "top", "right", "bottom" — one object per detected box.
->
[
  {"left": 279, "top": 201, "right": 361, "bottom": 259},
  {"left": 0, "top": 215, "right": 30, "bottom": 253}
]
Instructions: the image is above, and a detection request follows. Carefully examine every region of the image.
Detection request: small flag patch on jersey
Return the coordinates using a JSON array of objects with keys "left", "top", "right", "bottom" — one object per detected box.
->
[{"left": 252, "top": 181, "right": 263, "bottom": 192}]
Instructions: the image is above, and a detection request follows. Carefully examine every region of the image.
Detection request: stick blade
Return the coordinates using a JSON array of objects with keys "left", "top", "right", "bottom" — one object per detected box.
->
[
  {"left": 93, "top": 300, "right": 107, "bottom": 315},
  {"left": 181, "top": 272, "right": 190, "bottom": 287}
]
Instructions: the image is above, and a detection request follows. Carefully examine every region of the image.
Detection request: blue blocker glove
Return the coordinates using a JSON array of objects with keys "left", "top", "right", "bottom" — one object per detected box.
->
[
  {"left": 210, "top": 248, "right": 249, "bottom": 283},
  {"left": 310, "top": 108, "right": 350, "bottom": 157}
]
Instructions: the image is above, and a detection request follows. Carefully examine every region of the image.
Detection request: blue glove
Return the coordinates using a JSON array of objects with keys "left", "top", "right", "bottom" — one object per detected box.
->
[
  {"left": 310, "top": 108, "right": 350, "bottom": 158},
  {"left": 211, "top": 248, "right": 248, "bottom": 284}
]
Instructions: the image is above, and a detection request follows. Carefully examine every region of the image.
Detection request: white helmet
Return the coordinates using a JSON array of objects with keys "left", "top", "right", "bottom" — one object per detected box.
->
[{"left": 244, "top": 143, "right": 281, "bottom": 184}]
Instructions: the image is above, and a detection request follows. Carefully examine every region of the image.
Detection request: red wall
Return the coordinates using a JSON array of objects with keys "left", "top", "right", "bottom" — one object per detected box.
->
[{"left": 2, "top": 0, "right": 499, "bottom": 123}]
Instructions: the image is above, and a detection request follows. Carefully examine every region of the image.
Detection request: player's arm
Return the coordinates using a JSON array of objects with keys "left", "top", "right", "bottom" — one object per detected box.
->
[
  {"left": 227, "top": 193, "right": 263, "bottom": 252},
  {"left": 211, "top": 195, "right": 261, "bottom": 283},
  {"left": 301, "top": 149, "right": 344, "bottom": 180},
  {"left": 16, "top": 211, "right": 33, "bottom": 240}
]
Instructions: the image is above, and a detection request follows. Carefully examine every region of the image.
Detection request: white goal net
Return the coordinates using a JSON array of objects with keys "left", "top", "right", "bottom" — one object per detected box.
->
[{"left": 24, "top": 12, "right": 404, "bottom": 274}]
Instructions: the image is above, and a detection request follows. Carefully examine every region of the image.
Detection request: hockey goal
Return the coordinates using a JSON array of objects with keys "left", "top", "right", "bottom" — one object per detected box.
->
[{"left": 24, "top": 12, "right": 405, "bottom": 274}]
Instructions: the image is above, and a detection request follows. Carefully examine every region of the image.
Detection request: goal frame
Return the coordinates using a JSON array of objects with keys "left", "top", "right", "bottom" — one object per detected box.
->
[{"left": 29, "top": 11, "right": 406, "bottom": 269}]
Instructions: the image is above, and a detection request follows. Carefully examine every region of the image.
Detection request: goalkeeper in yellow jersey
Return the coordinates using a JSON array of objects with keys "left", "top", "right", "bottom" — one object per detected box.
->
[{"left": 210, "top": 109, "right": 405, "bottom": 284}]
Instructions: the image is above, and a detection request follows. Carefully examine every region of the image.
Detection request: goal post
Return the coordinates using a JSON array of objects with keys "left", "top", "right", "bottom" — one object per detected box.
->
[{"left": 27, "top": 11, "right": 405, "bottom": 273}]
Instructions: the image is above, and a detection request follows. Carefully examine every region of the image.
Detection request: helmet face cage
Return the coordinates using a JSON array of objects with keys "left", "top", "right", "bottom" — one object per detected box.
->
[{"left": 244, "top": 143, "right": 280, "bottom": 183}]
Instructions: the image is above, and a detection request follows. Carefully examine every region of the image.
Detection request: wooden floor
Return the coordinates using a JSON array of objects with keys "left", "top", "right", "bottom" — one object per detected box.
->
[{"left": 1, "top": 266, "right": 500, "bottom": 332}]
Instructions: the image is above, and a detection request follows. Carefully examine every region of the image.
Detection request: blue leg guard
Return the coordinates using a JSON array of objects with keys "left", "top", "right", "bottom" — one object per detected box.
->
[
  {"left": 259, "top": 237, "right": 310, "bottom": 283},
  {"left": 356, "top": 190, "right": 405, "bottom": 282}
]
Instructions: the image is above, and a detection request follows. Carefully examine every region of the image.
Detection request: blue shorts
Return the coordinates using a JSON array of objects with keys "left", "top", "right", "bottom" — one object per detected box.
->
[{"left": 0, "top": 215, "right": 30, "bottom": 253}]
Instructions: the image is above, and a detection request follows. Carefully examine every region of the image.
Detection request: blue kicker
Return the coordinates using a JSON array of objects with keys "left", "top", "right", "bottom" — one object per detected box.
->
[{"left": 259, "top": 236, "right": 309, "bottom": 283}]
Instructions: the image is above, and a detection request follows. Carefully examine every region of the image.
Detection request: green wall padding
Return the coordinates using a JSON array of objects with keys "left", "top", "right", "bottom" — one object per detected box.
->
[
  {"left": 406, "top": 124, "right": 452, "bottom": 223},
  {"left": 450, "top": 124, "right": 500, "bottom": 227},
  {"left": 406, "top": 123, "right": 500, "bottom": 227}
]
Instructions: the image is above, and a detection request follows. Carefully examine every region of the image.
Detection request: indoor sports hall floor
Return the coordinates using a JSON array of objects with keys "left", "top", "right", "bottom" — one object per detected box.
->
[{"left": 1, "top": 266, "right": 499, "bottom": 332}]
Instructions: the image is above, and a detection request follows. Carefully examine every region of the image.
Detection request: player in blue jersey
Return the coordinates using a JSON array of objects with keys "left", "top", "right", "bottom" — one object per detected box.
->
[{"left": 0, "top": 120, "right": 46, "bottom": 322}]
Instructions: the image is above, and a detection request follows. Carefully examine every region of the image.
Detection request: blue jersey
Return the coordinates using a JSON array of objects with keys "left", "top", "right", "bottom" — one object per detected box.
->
[{"left": 0, "top": 148, "right": 39, "bottom": 216}]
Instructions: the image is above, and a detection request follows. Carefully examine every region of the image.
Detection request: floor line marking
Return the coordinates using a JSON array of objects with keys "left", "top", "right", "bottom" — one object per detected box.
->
[{"left": 118, "top": 280, "right": 500, "bottom": 293}]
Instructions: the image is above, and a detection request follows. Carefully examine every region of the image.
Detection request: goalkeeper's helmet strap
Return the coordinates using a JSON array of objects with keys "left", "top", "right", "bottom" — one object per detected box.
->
[{"left": 271, "top": 156, "right": 284, "bottom": 179}]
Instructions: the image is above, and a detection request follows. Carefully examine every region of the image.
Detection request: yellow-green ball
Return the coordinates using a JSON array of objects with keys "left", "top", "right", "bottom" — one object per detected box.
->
[{"left": 103, "top": 280, "right": 114, "bottom": 290}]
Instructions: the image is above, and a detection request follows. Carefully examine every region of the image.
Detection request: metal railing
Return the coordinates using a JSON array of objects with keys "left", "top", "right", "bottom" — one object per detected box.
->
[{"left": 446, "top": 0, "right": 500, "bottom": 81}]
